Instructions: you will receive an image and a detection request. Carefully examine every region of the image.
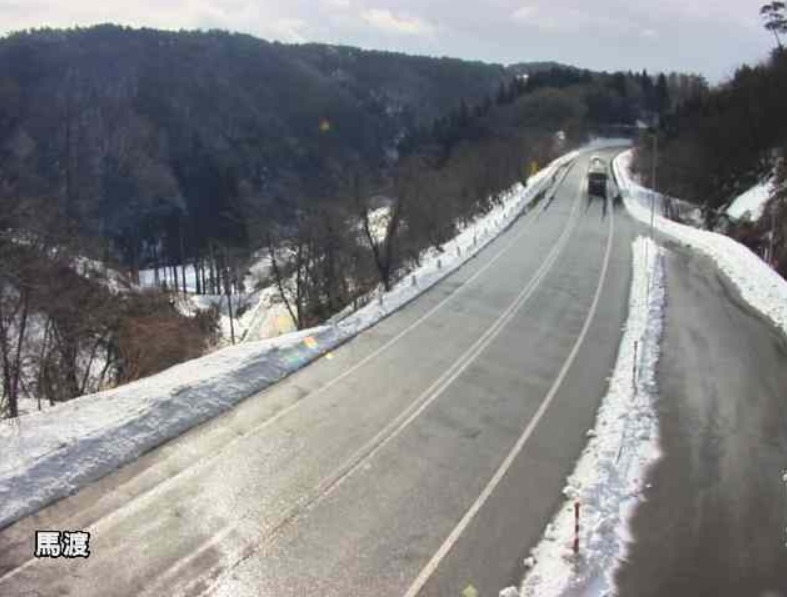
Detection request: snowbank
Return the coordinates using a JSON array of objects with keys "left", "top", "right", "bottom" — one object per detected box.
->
[
  {"left": 726, "top": 179, "right": 774, "bottom": 221},
  {"left": 520, "top": 237, "right": 665, "bottom": 597},
  {"left": 0, "top": 149, "right": 580, "bottom": 530},
  {"left": 614, "top": 150, "right": 787, "bottom": 338}
]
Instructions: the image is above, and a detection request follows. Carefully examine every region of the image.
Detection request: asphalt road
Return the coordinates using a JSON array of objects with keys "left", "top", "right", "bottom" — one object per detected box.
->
[
  {"left": 615, "top": 242, "right": 787, "bottom": 597},
  {"left": 0, "top": 148, "right": 636, "bottom": 597}
]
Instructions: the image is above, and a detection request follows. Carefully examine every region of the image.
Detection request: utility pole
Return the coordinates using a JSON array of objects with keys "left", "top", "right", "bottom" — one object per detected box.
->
[
  {"left": 222, "top": 245, "right": 236, "bottom": 345},
  {"left": 650, "top": 131, "right": 658, "bottom": 239},
  {"left": 643, "top": 127, "right": 659, "bottom": 307}
]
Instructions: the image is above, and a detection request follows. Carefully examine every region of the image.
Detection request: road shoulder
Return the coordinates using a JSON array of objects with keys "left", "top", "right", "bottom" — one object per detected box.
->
[{"left": 614, "top": 244, "right": 787, "bottom": 596}]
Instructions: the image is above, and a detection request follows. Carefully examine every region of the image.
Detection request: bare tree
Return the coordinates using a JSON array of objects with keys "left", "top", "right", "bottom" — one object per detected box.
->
[
  {"left": 0, "top": 253, "right": 31, "bottom": 418},
  {"left": 346, "top": 164, "right": 405, "bottom": 292},
  {"left": 266, "top": 220, "right": 312, "bottom": 330}
]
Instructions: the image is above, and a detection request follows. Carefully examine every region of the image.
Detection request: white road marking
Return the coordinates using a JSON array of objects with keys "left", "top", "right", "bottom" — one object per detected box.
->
[
  {"left": 0, "top": 162, "right": 582, "bottom": 597},
  {"left": 402, "top": 196, "right": 615, "bottom": 597},
  {"left": 155, "top": 165, "right": 585, "bottom": 597},
  {"left": 0, "top": 162, "right": 576, "bottom": 589}
]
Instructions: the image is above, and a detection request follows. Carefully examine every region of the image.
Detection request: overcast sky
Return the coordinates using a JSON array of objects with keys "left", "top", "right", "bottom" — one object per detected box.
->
[{"left": 0, "top": 0, "right": 773, "bottom": 82}]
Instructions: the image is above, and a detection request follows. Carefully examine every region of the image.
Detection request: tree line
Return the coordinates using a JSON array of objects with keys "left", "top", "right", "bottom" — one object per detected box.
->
[{"left": 633, "top": 3, "right": 787, "bottom": 276}]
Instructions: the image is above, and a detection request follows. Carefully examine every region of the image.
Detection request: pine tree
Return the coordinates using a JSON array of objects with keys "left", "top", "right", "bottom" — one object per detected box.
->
[
  {"left": 761, "top": 2, "right": 787, "bottom": 48},
  {"left": 655, "top": 73, "right": 670, "bottom": 116}
]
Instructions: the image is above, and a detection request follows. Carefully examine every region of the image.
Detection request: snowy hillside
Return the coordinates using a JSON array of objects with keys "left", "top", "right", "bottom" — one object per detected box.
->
[{"left": 726, "top": 179, "right": 775, "bottom": 221}]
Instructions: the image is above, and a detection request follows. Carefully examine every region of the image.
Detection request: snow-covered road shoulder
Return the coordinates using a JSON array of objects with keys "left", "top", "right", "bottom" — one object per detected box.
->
[
  {"left": 614, "top": 149, "right": 787, "bottom": 339},
  {"left": 520, "top": 236, "right": 665, "bottom": 597},
  {"left": 0, "top": 150, "right": 580, "bottom": 531}
]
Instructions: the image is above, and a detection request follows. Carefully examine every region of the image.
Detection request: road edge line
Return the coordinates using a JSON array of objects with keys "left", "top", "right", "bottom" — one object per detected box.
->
[{"left": 402, "top": 191, "right": 615, "bottom": 597}]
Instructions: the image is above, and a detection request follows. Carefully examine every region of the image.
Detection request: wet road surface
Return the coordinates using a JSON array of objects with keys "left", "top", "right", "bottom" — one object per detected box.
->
[{"left": 615, "top": 243, "right": 787, "bottom": 597}]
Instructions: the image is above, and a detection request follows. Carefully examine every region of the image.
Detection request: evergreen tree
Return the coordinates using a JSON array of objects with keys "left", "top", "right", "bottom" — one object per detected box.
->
[
  {"left": 761, "top": 2, "right": 787, "bottom": 48},
  {"left": 655, "top": 73, "right": 671, "bottom": 116}
]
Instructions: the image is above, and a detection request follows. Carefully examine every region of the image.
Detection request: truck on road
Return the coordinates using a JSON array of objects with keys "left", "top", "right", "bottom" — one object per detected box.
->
[{"left": 587, "top": 156, "right": 608, "bottom": 199}]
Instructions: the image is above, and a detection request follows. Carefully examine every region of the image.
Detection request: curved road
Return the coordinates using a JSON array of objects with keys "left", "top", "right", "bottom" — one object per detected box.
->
[
  {"left": 0, "top": 148, "right": 636, "bottom": 596},
  {"left": 616, "top": 243, "right": 787, "bottom": 596}
]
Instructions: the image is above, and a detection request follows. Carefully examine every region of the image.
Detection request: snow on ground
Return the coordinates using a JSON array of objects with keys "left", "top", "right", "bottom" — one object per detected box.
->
[
  {"left": 365, "top": 205, "right": 392, "bottom": 246},
  {"left": 236, "top": 286, "right": 297, "bottom": 341},
  {"left": 725, "top": 178, "right": 775, "bottom": 221},
  {"left": 139, "top": 279, "right": 275, "bottom": 344},
  {"left": 0, "top": 147, "right": 582, "bottom": 530},
  {"left": 246, "top": 250, "right": 272, "bottom": 284},
  {"left": 178, "top": 292, "right": 263, "bottom": 343},
  {"left": 0, "top": 328, "right": 324, "bottom": 529},
  {"left": 139, "top": 264, "right": 199, "bottom": 293},
  {"left": 614, "top": 150, "right": 787, "bottom": 338},
  {"left": 71, "top": 256, "right": 130, "bottom": 293},
  {"left": 139, "top": 251, "right": 273, "bottom": 296},
  {"left": 138, "top": 248, "right": 290, "bottom": 344},
  {"left": 520, "top": 237, "right": 665, "bottom": 597}
]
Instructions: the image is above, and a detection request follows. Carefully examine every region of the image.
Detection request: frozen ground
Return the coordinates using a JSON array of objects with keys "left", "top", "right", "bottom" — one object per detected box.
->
[
  {"left": 0, "top": 148, "right": 580, "bottom": 530},
  {"left": 520, "top": 237, "right": 665, "bottom": 597}
]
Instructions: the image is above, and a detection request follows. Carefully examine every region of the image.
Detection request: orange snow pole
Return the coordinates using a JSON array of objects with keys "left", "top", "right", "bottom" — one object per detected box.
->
[{"left": 573, "top": 501, "right": 580, "bottom": 555}]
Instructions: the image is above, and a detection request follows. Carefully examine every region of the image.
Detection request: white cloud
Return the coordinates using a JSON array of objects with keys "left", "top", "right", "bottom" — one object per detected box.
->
[
  {"left": 265, "top": 17, "right": 308, "bottom": 42},
  {"left": 510, "top": 4, "right": 630, "bottom": 32},
  {"left": 361, "top": 8, "right": 433, "bottom": 35},
  {"left": 511, "top": 5, "right": 537, "bottom": 21},
  {"left": 321, "top": 0, "right": 351, "bottom": 9}
]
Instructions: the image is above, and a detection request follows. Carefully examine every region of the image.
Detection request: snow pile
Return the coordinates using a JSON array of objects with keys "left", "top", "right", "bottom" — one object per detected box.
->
[
  {"left": 521, "top": 237, "right": 665, "bottom": 597},
  {"left": 0, "top": 148, "right": 579, "bottom": 530},
  {"left": 614, "top": 150, "right": 787, "bottom": 337},
  {"left": 726, "top": 179, "right": 774, "bottom": 221}
]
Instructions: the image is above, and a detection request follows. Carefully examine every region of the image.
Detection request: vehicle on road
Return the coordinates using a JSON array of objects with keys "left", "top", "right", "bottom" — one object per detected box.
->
[{"left": 587, "top": 156, "right": 608, "bottom": 199}]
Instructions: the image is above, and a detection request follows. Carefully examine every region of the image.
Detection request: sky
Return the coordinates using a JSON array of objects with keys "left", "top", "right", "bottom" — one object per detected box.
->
[{"left": 0, "top": 0, "right": 774, "bottom": 82}]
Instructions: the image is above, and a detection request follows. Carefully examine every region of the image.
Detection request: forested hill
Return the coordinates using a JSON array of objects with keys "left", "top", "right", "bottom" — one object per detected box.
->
[
  {"left": 0, "top": 25, "right": 705, "bottom": 412},
  {"left": 0, "top": 25, "right": 507, "bottom": 261},
  {"left": 506, "top": 61, "right": 576, "bottom": 76}
]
